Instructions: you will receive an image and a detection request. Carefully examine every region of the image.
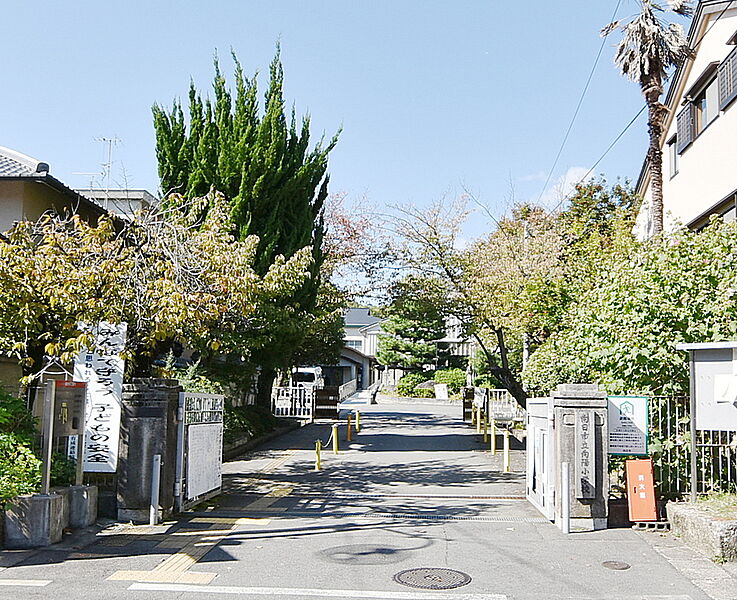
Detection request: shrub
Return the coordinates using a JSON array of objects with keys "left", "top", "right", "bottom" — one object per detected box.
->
[
  {"left": 434, "top": 368, "right": 466, "bottom": 394},
  {"left": 411, "top": 387, "right": 435, "bottom": 398},
  {"left": 0, "top": 390, "right": 36, "bottom": 443},
  {"left": 223, "top": 403, "right": 278, "bottom": 445},
  {"left": 396, "top": 372, "right": 433, "bottom": 397},
  {"left": 51, "top": 452, "right": 77, "bottom": 487},
  {"left": 0, "top": 433, "right": 41, "bottom": 503}
]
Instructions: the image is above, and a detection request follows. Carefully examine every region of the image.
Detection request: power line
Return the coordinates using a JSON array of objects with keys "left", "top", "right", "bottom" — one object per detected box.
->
[
  {"left": 547, "top": 0, "right": 736, "bottom": 214},
  {"left": 534, "top": 0, "right": 623, "bottom": 207},
  {"left": 548, "top": 106, "right": 646, "bottom": 214}
]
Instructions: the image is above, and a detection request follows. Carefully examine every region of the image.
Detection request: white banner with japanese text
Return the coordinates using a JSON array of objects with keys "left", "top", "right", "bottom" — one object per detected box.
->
[{"left": 73, "top": 322, "right": 127, "bottom": 473}]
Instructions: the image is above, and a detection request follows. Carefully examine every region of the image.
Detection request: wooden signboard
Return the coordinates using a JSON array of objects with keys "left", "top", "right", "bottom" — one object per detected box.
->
[{"left": 625, "top": 458, "right": 657, "bottom": 522}]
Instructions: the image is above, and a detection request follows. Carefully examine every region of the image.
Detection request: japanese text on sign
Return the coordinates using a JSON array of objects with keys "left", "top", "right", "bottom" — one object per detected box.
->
[
  {"left": 575, "top": 409, "right": 596, "bottom": 498},
  {"left": 608, "top": 396, "right": 649, "bottom": 456},
  {"left": 73, "top": 322, "right": 127, "bottom": 473}
]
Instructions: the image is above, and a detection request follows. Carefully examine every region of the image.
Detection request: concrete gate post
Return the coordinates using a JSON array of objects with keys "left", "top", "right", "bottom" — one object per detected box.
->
[
  {"left": 117, "top": 378, "right": 182, "bottom": 523},
  {"left": 552, "top": 383, "right": 609, "bottom": 531}
]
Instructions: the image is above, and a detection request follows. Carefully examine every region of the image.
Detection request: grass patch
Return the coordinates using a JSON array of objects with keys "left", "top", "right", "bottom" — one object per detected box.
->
[{"left": 696, "top": 493, "right": 737, "bottom": 519}]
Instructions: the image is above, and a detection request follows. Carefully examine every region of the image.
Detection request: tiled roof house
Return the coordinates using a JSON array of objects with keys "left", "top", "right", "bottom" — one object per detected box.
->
[{"left": 0, "top": 145, "right": 107, "bottom": 233}]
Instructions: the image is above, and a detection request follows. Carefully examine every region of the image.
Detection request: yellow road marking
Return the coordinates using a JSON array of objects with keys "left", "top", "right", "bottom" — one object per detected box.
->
[
  {"left": 107, "top": 571, "right": 215, "bottom": 584},
  {"left": 107, "top": 515, "right": 272, "bottom": 582},
  {"left": 244, "top": 486, "right": 293, "bottom": 511},
  {"left": 107, "top": 450, "right": 295, "bottom": 583},
  {"left": 189, "top": 517, "right": 271, "bottom": 525}
]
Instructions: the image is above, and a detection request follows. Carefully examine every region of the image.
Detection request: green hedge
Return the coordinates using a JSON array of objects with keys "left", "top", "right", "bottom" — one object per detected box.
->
[
  {"left": 434, "top": 368, "right": 466, "bottom": 394},
  {"left": 396, "top": 372, "right": 433, "bottom": 397},
  {"left": 223, "top": 404, "right": 278, "bottom": 445}
]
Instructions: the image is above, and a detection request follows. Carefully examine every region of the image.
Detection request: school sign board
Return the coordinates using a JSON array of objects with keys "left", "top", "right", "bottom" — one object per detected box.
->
[
  {"left": 608, "top": 396, "right": 649, "bottom": 456},
  {"left": 175, "top": 392, "right": 225, "bottom": 511}
]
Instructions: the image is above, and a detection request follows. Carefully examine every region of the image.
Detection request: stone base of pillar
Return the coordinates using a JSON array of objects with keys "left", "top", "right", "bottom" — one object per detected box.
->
[{"left": 4, "top": 493, "right": 63, "bottom": 549}]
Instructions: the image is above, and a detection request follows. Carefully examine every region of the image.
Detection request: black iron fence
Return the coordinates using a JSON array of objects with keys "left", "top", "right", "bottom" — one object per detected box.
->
[{"left": 650, "top": 395, "right": 736, "bottom": 498}]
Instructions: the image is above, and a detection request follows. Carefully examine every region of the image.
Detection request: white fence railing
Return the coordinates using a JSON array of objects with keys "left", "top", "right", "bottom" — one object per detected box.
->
[
  {"left": 271, "top": 386, "right": 315, "bottom": 418},
  {"left": 469, "top": 388, "right": 525, "bottom": 422},
  {"left": 338, "top": 378, "right": 357, "bottom": 400},
  {"left": 487, "top": 388, "right": 526, "bottom": 422}
]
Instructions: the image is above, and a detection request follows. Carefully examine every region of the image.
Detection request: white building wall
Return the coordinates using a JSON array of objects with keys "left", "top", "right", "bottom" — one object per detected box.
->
[
  {"left": 363, "top": 332, "right": 379, "bottom": 357},
  {"left": 637, "top": 7, "right": 737, "bottom": 238}
]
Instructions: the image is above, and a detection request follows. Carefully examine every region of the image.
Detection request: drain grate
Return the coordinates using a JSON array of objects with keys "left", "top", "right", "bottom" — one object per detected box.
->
[{"left": 393, "top": 567, "right": 472, "bottom": 590}]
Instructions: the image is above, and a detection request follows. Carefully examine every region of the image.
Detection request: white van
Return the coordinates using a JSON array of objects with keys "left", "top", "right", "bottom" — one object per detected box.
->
[{"left": 291, "top": 367, "right": 324, "bottom": 389}]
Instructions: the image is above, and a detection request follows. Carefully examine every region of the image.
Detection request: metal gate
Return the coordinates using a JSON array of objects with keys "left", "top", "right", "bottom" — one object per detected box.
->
[
  {"left": 272, "top": 386, "right": 315, "bottom": 418},
  {"left": 526, "top": 397, "right": 555, "bottom": 521},
  {"left": 174, "top": 392, "right": 225, "bottom": 512}
]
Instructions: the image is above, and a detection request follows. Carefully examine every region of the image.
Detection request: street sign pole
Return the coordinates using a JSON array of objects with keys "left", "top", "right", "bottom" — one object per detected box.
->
[
  {"left": 40, "top": 381, "right": 56, "bottom": 495},
  {"left": 74, "top": 430, "right": 84, "bottom": 485},
  {"left": 689, "top": 351, "right": 698, "bottom": 502}
]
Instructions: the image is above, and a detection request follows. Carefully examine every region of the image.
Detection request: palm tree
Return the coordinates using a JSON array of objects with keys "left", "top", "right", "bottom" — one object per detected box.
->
[{"left": 603, "top": 0, "right": 693, "bottom": 236}]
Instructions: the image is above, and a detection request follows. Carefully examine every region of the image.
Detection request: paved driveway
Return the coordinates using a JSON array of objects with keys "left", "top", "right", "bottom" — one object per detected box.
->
[{"left": 0, "top": 400, "right": 723, "bottom": 600}]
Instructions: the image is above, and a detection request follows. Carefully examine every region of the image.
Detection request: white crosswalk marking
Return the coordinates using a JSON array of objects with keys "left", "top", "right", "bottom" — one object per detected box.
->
[
  {"left": 0, "top": 579, "right": 52, "bottom": 587},
  {"left": 129, "top": 582, "right": 507, "bottom": 599}
]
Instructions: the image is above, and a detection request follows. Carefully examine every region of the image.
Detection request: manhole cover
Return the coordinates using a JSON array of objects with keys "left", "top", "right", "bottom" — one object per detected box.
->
[
  {"left": 602, "top": 561, "right": 631, "bottom": 570},
  {"left": 393, "top": 568, "right": 472, "bottom": 590}
]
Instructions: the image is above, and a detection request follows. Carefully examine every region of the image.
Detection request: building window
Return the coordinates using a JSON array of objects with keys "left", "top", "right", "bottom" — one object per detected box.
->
[
  {"left": 345, "top": 339, "right": 363, "bottom": 351},
  {"left": 668, "top": 135, "right": 678, "bottom": 177},
  {"left": 694, "top": 77, "right": 719, "bottom": 134},
  {"left": 678, "top": 62, "right": 721, "bottom": 153}
]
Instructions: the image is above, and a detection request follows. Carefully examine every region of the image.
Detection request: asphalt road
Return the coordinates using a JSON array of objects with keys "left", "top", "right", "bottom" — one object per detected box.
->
[{"left": 0, "top": 400, "right": 723, "bottom": 600}]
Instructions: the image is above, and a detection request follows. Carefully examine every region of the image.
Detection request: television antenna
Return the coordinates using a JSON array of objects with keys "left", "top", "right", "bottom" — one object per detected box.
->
[{"left": 94, "top": 136, "right": 121, "bottom": 209}]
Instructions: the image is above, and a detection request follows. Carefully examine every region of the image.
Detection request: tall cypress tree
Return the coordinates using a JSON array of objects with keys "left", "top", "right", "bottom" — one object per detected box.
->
[{"left": 152, "top": 49, "right": 340, "bottom": 404}]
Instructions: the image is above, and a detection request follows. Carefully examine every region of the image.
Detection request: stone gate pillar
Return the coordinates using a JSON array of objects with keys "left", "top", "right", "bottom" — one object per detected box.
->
[
  {"left": 117, "top": 378, "right": 182, "bottom": 522},
  {"left": 552, "top": 383, "right": 609, "bottom": 530}
]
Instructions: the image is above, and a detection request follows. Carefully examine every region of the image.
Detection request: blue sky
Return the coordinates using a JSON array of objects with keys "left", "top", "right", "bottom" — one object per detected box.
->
[{"left": 2, "top": 1, "right": 654, "bottom": 225}]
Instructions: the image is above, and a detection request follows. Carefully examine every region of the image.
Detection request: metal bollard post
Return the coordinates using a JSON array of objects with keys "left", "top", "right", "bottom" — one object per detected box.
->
[
  {"left": 561, "top": 462, "right": 571, "bottom": 534},
  {"left": 332, "top": 424, "right": 339, "bottom": 454},
  {"left": 314, "top": 440, "right": 322, "bottom": 471},
  {"left": 149, "top": 454, "right": 161, "bottom": 526},
  {"left": 490, "top": 419, "right": 497, "bottom": 455},
  {"left": 503, "top": 429, "right": 511, "bottom": 473},
  {"left": 355, "top": 411, "right": 361, "bottom": 433},
  {"left": 483, "top": 413, "right": 488, "bottom": 443},
  {"left": 347, "top": 413, "right": 353, "bottom": 442},
  {"left": 471, "top": 406, "right": 476, "bottom": 425},
  {"left": 476, "top": 407, "right": 482, "bottom": 434}
]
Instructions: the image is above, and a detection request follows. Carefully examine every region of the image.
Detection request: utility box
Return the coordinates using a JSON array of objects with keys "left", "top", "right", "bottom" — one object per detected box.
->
[{"left": 676, "top": 342, "right": 737, "bottom": 431}]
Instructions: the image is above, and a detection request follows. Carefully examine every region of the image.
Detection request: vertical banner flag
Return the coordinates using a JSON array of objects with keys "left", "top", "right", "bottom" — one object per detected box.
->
[{"left": 74, "top": 322, "right": 127, "bottom": 473}]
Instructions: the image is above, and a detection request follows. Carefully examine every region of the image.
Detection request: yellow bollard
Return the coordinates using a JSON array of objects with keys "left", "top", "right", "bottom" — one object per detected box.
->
[
  {"left": 355, "top": 411, "right": 361, "bottom": 433},
  {"left": 347, "top": 413, "right": 353, "bottom": 442},
  {"left": 490, "top": 419, "right": 497, "bottom": 455},
  {"left": 314, "top": 440, "right": 322, "bottom": 471},
  {"left": 483, "top": 413, "right": 488, "bottom": 443},
  {"left": 471, "top": 406, "right": 476, "bottom": 425},
  {"left": 503, "top": 429, "right": 511, "bottom": 473},
  {"left": 476, "top": 407, "right": 482, "bottom": 434},
  {"left": 332, "top": 423, "right": 339, "bottom": 455}
]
